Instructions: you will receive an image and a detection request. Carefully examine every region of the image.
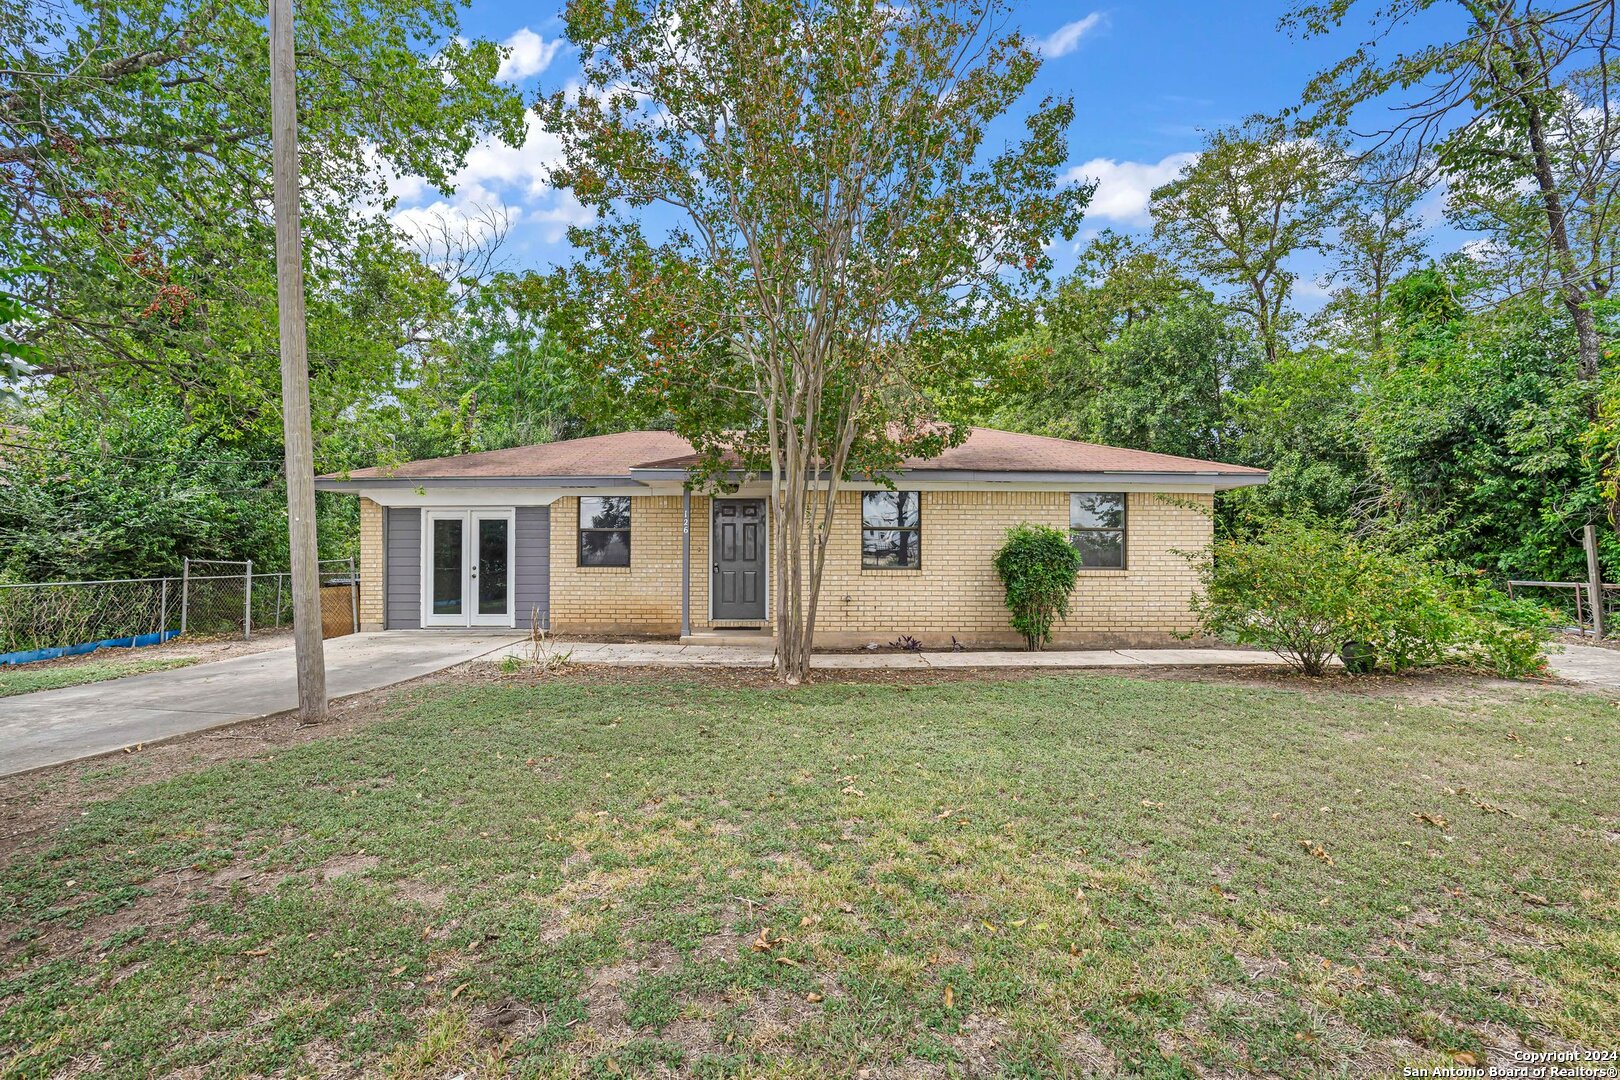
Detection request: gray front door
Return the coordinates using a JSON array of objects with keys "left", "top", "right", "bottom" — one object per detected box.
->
[{"left": 712, "top": 499, "right": 766, "bottom": 621}]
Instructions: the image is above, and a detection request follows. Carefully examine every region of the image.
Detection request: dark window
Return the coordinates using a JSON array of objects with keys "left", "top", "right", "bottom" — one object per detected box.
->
[
  {"left": 1070, "top": 493, "right": 1125, "bottom": 568},
  {"left": 862, "top": 491, "right": 921, "bottom": 569},
  {"left": 579, "top": 496, "right": 631, "bottom": 566}
]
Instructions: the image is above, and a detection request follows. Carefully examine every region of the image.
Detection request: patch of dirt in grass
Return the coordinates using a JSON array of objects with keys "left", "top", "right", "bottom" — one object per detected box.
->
[
  {"left": 735, "top": 985, "right": 825, "bottom": 1047},
  {"left": 318, "top": 852, "right": 380, "bottom": 882},
  {"left": 393, "top": 877, "right": 450, "bottom": 909},
  {"left": 943, "top": 1014, "right": 1016, "bottom": 1075},
  {"left": 477, "top": 998, "right": 541, "bottom": 1045},
  {"left": 1060, "top": 1028, "right": 1119, "bottom": 1074}
]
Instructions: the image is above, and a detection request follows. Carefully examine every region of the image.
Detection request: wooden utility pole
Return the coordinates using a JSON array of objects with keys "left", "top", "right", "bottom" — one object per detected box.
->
[{"left": 270, "top": 0, "right": 327, "bottom": 722}]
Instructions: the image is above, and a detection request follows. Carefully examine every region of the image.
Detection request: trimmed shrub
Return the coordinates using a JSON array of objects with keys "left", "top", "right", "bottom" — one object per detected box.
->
[
  {"left": 1190, "top": 523, "right": 1553, "bottom": 677},
  {"left": 994, "top": 524, "right": 1082, "bottom": 650}
]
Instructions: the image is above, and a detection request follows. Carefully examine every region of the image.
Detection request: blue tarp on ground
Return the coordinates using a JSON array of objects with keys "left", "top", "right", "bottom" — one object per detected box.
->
[{"left": 0, "top": 630, "right": 182, "bottom": 667}]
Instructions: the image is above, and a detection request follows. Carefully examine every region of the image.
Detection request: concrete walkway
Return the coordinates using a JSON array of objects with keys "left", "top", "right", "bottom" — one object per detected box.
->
[
  {"left": 0, "top": 632, "right": 522, "bottom": 777},
  {"left": 1544, "top": 642, "right": 1620, "bottom": 690},
  {"left": 493, "top": 640, "right": 1299, "bottom": 670}
]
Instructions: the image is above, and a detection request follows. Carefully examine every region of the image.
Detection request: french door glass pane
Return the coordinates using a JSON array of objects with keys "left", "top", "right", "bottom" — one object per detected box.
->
[
  {"left": 478, "top": 518, "right": 508, "bottom": 615},
  {"left": 432, "top": 519, "right": 463, "bottom": 615}
]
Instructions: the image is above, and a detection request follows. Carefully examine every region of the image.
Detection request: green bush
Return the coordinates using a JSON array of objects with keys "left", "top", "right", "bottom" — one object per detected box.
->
[
  {"left": 1190, "top": 523, "right": 1552, "bottom": 677},
  {"left": 994, "top": 524, "right": 1082, "bottom": 650}
]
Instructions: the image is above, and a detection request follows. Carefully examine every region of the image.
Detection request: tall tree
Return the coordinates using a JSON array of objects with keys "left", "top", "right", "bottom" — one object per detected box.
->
[
  {"left": 541, "top": 0, "right": 1087, "bottom": 682},
  {"left": 1149, "top": 118, "right": 1344, "bottom": 364},
  {"left": 1287, "top": 0, "right": 1620, "bottom": 391},
  {"left": 1325, "top": 150, "right": 1429, "bottom": 351},
  {"left": 1, "top": 0, "right": 525, "bottom": 394}
]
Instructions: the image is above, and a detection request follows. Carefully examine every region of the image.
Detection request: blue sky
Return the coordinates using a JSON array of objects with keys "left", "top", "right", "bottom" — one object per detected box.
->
[{"left": 384, "top": 1, "right": 1433, "bottom": 293}]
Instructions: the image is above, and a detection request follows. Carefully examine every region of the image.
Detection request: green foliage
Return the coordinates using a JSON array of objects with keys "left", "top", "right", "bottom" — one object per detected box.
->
[
  {"left": 993, "top": 524, "right": 1081, "bottom": 650},
  {"left": 0, "top": 393, "right": 291, "bottom": 580},
  {"left": 2, "top": 0, "right": 525, "bottom": 401},
  {"left": 1191, "top": 523, "right": 1552, "bottom": 677},
  {"left": 991, "top": 291, "right": 1261, "bottom": 461},
  {"left": 1149, "top": 118, "right": 1345, "bottom": 364}
]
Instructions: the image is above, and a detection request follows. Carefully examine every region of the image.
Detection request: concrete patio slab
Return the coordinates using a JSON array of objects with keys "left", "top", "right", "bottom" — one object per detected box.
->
[
  {"left": 0, "top": 631, "right": 522, "bottom": 777},
  {"left": 1544, "top": 643, "right": 1620, "bottom": 690}
]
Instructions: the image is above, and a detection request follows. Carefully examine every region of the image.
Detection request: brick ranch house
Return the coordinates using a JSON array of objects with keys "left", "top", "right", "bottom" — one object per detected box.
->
[{"left": 314, "top": 428, "right": 1268, "bottom": 648}]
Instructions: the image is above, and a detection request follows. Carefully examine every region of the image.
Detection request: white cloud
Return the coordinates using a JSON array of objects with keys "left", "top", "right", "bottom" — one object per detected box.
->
[
  {"left": 452, "top": 111, "right": 566, "bottom": 199},
  {"left": 391, "top": 197, "right": 518, "bottom": 250},
  {"left": 530, "top": 191, "right": 596, "bottom": 244},
  {"left": 1064, "top": 152, "right": 1198, "bottom": 225},
  {"left": 497, "top": 28, "right": 564, "bottom": 82},
  {"left": 1037, "top": 13, "right": 1103, "bottom": 58}
]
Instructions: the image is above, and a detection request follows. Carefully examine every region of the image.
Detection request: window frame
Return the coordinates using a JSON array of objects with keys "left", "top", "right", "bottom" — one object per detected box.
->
[
  {"left": 577, "top": 495, "right": 633, "bottom": 568},
  {"left": 1069, "top": 492, "right": 1127, "bottom": 570},
  {"left": 860, "top": 490, "right": 923, "bottom": 571}
]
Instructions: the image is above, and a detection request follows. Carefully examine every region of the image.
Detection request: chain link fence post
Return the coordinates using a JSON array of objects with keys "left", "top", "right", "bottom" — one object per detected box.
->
[
  {"left": 349, "top": 556, "right": 358, "bottom": 634},
  {"left": 244, "top": 559, "right": 253, "bottom": 641},
  {"left": 180, "top": 558, "right": 190, "bottom": 635}
]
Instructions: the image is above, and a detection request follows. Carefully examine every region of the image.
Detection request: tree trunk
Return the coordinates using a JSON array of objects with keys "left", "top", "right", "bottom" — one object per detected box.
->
[{"left": 1503, "top": 13, "right": 1603, "bottom": 397}]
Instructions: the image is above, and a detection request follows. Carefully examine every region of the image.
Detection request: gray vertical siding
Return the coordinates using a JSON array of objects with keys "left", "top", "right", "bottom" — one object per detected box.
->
[
  {"left": 515, "top": 505, "right": 550, "bottom": 629},
  {"left": 385, "top": 507, "right": 422, "bottom": 629}
]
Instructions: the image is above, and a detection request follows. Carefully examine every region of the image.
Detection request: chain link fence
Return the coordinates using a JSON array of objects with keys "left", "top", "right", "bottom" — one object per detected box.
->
[{"left": 1, "top": 558, "right": 359, "bottom": 662}]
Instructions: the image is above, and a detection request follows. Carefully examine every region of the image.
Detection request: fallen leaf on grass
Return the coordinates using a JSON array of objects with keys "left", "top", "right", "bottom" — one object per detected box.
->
[
  {"left": 943, "top": 984, "right": 954, "bottom": 1009},
  {"left": 752, "top": 927, "right": 783, "bottom": 952},
  {"left": 1412, "top": 812, "right": 1450, "bottom": 830},
  {"left": 840, "top": 785, "right": 866, "bottom": 797},
  {"left": 774, "top": 956, "right": 801, "bottom": 967},
  {"left": 1450, "top": 1050, "right": 1482, "bottom": 1067},
  {"left": 242, "top": 947, "right": 270, "bottom": 957},
  {"left": 1474, "top": 800, "right": 1519, "bottom": 818},
  {"left": 805, "top": 992, "right": 823, "bottom": 1003},
  {"left": 451, "top": 982, "right": 470, "bottom": 999},
  {"left": 1298, "top": 840, "right": 1336, "bottom": 866},
  {"left": 389, "top": 965, "right": 407, "bottom": 977}
]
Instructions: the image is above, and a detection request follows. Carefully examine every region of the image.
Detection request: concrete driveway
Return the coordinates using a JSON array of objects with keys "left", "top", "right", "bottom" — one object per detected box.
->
[{"left": 0, "top": 632, "right": 522, "bottom": 777}]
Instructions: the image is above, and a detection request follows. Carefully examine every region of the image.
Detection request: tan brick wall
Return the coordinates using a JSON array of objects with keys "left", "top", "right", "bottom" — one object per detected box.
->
[
  {"left": 358, "top": 497, "right": 385, "bottom": 632},
  {"left": 808, "top": 489, "right": 1212, "bottom": 647},
  {"left": 549, "top": 495, "right": 689, "bottom": 635},
  {"left": 546, "top": 488, "right": 1210, "bottom": 645}
]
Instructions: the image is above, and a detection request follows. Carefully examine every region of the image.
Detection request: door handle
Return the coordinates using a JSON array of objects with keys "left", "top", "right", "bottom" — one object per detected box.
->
[{"left": 713, "top": 563, "right": 719, "bottom": 572}]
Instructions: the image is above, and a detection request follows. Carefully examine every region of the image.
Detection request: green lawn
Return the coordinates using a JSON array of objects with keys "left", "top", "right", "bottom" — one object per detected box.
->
[
  {"left": 0, "top": 654, "right": 198, "bottom": 698},
  {"left": 1, "top": 671, "right": 1616, "bottom": 1078}
]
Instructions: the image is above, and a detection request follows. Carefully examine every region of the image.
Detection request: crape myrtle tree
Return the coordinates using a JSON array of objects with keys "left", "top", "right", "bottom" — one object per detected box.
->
[{"left": 539, "top": 0, "right": 1088, "bottom": 682}]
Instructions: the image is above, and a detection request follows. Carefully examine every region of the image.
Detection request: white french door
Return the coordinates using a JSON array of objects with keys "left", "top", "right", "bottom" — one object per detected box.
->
[{"left": 422, "top": 510, "right": 514, "bottom": 627}]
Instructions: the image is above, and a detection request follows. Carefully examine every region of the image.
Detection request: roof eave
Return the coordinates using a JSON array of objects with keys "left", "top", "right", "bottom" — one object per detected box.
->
[
  {"left": 628, "top": 466, "right": 1269, "bottom": 488},
  {"left": 313, "top": 475, "right": 645, "bottom": 492}
]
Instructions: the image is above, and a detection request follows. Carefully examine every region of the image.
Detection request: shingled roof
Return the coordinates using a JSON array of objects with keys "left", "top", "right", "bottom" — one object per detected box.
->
[
  {"left": 322, "top": 431, "right": 697, "bottom": 481},
  {"left": 319, "top": 427, "right": 1266, "bottom": 483}
]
